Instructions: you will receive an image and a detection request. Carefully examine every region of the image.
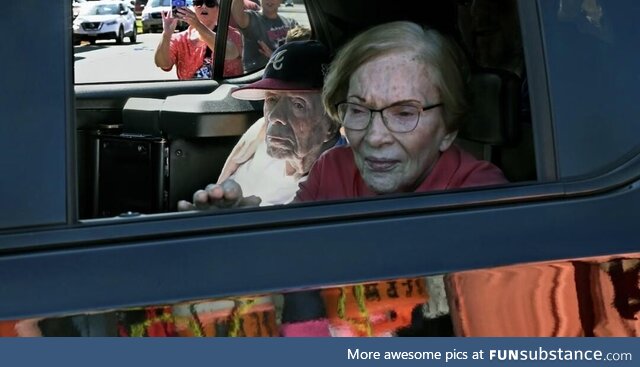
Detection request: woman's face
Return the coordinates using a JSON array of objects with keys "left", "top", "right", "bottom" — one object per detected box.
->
[{"left": 345, "top": 51, "right": 457, "bottom": 194}]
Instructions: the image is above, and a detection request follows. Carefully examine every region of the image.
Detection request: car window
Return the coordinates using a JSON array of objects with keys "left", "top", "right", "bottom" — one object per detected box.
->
[{"left": 73, "top": 0, "right": 311, "bottom": 83}]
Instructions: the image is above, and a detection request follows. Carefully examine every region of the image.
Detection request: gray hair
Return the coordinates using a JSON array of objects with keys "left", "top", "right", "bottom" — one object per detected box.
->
[{"left": 323, "top": 21, "right": 469, "bottom": 133}]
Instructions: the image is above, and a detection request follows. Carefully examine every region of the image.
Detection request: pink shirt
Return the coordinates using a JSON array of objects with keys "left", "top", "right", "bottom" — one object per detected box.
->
[
  {"left": 164, "top": 26, "right": 243, "bottom": 80},
  {"left": 295, "top": 144, "right": 507, "bottom": 202}
]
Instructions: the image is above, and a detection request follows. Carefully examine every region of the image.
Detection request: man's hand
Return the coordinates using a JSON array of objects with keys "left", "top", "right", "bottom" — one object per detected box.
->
[{"left": 177, "top": 179, "right": 262, "bottom": 211}]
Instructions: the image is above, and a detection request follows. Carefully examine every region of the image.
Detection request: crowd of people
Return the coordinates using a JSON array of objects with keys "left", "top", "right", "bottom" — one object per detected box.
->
[{"left": 155, "top": 0, "right": 302, "bottom": 79}]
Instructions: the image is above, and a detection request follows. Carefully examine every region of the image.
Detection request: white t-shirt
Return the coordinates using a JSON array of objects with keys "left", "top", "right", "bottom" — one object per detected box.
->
[{"left": 230, "top": 139, "right": 305, "bottom": 206}]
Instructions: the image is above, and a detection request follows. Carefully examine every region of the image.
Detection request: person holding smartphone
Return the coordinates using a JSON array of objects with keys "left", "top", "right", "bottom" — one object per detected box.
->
[{"left": 154, "top": 0, "right": 244, "bottom": 79}]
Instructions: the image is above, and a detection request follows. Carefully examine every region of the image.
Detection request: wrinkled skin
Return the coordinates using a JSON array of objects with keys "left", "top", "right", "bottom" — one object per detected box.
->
[{"left": 344, "top": 51, "right": 457, "bottom": 194}]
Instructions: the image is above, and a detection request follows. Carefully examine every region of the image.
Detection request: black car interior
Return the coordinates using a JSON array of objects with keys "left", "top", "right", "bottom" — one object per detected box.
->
[{"left": 76, "top": 0, "right": 536, "bottom": 220}]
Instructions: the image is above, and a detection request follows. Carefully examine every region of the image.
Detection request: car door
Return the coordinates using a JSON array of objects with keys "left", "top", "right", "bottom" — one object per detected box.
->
[{"left": 2, "top": 0, "right": 640, "bottom": 337}]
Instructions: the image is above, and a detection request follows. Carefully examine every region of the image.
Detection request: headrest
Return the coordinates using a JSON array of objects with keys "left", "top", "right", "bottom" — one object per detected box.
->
[{"left": 459, "top": 68, "right": 522, "bottom": 147}]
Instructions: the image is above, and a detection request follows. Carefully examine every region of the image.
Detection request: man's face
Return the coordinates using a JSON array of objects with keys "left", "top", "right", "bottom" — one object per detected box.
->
[{"left": 263, "top": 90, "right": 332, "bottom": 161}]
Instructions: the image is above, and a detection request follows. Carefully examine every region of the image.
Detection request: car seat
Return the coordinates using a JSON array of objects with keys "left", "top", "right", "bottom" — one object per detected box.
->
[{"left": 456, "top": 68, "right": 536, "bottom": 182}]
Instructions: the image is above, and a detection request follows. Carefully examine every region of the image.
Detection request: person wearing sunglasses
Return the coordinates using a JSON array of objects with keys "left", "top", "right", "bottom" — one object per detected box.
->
[
  {"left": 231, "top": 0, "right": 299, "bottom": 72},
  {"left": 154, "top": 0, "right": 244, "bottom": 79}
]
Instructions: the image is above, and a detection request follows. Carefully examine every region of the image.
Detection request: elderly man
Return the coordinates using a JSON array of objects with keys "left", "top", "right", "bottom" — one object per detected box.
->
[
  {"left": 178, "top": 40, "right": 342, "bottom": 209},
  {"left": 172, "top": 40, "right": 341, "bottom": 337}
]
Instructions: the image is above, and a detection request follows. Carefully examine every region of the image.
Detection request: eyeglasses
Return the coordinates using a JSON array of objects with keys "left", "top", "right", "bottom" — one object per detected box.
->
[
  {"left": 193, "top": 0, "right": 218, "bottom": 7},
  {"left": 336, "top": 102, "right": 443, "bottom": 133}
]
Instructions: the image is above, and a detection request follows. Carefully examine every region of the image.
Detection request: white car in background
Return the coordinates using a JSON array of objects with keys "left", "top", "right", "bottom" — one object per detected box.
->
[
  {"left": 141, "top": 0, "right": 191, "bottom": 33},
  {"left": 73, "top": 0, "right": 137, "bottom": 45}
]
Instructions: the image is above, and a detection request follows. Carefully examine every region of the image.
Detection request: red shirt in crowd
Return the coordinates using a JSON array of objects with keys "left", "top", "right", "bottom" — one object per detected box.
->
[{"left": 164, "top": 26, "right": 244, "bottom": 80}]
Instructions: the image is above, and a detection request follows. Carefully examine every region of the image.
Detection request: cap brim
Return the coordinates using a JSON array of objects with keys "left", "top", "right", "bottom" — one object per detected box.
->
[{"left": 231, "top": 78, "right": 320, "bottom": 100}]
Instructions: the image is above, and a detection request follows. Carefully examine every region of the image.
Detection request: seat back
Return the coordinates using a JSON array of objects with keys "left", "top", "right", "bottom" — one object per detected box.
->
[{"left": 456, "top": 68, "right": 536, "bottom": 182}]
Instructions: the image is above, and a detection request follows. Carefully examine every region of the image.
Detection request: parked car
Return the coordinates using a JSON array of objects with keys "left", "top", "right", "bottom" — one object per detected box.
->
[
  {"left": 141, "top": 0, "right": 189, "bottom": 33},
  {"left": 72, "top": 0, "right": 87, "bottom": 19},
  {"left": 3, "top": 0, "right": 640, "bottom": 337},
  {"left": 73, "top": 0, "right": 137, "bottom": 44}
]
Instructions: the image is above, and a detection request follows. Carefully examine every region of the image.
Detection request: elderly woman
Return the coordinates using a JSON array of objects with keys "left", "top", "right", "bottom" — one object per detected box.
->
[
  {"left": 297, "top": 21, "right": 505, "bottom": 201},
  {"left": 287, "top": 21, "right": 508, "bottom": 336}
]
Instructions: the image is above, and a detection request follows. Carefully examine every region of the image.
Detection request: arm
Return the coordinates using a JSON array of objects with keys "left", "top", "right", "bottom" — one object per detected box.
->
[
  {"left": 154, "top": 11, "right": 177, "bottom": 69},
  {"left": 231, "top": 0, "right": 250, "bottom": 29},
  {"left": 176, "top": 8, "right": 240, "bottom": 60}
]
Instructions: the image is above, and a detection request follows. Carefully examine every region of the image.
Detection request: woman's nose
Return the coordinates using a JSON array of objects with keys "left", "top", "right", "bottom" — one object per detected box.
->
[{"left": 363, "top": 111, "right": 394, "bottom": 147}]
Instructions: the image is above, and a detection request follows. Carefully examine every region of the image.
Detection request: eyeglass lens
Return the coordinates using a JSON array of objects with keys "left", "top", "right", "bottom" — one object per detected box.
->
[{"left": 338, "top": 103, "right": 423, "bottom": 133}]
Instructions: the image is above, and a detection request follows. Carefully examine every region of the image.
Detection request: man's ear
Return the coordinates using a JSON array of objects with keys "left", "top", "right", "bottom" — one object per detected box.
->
[{"left": 439, "top": 130, "right": 458, "bottom": 152}]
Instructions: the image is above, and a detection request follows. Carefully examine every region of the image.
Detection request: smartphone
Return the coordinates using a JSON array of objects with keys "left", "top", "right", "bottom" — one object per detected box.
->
[{"left": 172, "top": 0, "right": 187, "bottom": 17}]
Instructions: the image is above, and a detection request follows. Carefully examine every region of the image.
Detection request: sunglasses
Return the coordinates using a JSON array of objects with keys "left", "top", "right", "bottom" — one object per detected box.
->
[{"left": 193, "top": 0, "right": 218, "bottom": 7}]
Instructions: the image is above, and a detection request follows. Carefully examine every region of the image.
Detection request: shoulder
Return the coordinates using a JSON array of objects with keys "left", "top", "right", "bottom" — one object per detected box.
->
[
  {"left": 170, "top": 29, "right": 190, "bottom": 42},
  {"left": 315, "top": 146, "right": 353, "bottom": 169},
  {"left": 446, "top": 145, "right": 508, "bottom": 188},
  {"left": 279, "top": 15, "right": 298, "bottom": 26}
]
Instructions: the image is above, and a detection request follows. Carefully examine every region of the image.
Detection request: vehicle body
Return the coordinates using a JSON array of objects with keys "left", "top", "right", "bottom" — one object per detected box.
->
[
  {"left": 73, "top": 0, "right": 137, "bottom": 44},
  {"left": 141, "top": 0, "right": 189, "bottom": 33},
  {"left": 2, "top": 0, "right": 640, "bottom": 336},
  {"left": 72, "top": 0, "right": 87, "bottom": 19}
]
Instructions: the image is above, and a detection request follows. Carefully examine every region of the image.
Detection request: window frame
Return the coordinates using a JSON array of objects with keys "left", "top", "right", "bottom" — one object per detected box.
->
[{"left": 3, "top": 0, "right": 640, "bottom": 319}]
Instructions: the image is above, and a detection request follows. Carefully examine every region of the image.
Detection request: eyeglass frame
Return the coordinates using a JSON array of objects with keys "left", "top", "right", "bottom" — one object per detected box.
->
[
  {"left": 193, "top": 0, "right": 218, "bottom": 7},
  {"left": 335, "top": 101, "right": 444, "bottom": 133}
]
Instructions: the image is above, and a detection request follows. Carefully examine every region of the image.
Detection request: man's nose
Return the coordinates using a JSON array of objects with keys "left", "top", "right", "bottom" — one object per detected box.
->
[{"left": 266, "top": 99, "right": 288, "bottom": 125}]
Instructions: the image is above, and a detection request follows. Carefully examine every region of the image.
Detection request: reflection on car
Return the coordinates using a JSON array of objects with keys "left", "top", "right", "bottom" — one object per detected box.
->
[{"left": 73, "top": 0, "right": 137, "bottom": 45}]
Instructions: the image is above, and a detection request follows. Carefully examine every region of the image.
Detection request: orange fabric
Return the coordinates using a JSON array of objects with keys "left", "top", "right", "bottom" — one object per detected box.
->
[
  {"left": 0, "top": 320, "right": 18, "bottom": 337},
  {"left": 447, "top": 263, "right": 584, "bottom": 336},
  {"left": 322, "top": 278, "right": 428, "bottom": 336}
]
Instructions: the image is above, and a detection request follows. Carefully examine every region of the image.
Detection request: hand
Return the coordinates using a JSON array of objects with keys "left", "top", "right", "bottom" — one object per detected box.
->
[
  {"left": 177, "top": 179, "right": 262, "bottom": 211},
  {"left": 174, "top": 7, "right": 201, "bottom": 28},
  {"left": 161, "top": 10, "right": 178, "bottom": 34},
  {"left": 257, "top": 40, "right": 273, "bottom": 58},
  {"left": 244, "top": 0, "right": 261, "bottom": 11}
]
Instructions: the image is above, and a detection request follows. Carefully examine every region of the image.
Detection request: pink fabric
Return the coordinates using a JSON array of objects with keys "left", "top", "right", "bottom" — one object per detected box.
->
[
  {"left": 165, "top": 26, "right": 243, "bottom": 79},
  {"left": 296, "top": 144, "right": 507, "bottom": 202},
  {"left": 281, "top": 320, "right": 331, "bottom": 337}
]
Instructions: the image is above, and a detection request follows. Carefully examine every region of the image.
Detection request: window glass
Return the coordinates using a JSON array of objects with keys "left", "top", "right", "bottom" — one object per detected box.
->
[
  {"left": 539, "top": 0, "right": 640, "bottom": 178},
  {"left": 73, "top": 0, "right": 310, "bottom": 83}
]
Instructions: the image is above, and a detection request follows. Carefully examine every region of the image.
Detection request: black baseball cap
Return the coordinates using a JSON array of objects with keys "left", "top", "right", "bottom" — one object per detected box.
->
[{"left": 231, "top": 40, "right": 331, "bottom": 100}]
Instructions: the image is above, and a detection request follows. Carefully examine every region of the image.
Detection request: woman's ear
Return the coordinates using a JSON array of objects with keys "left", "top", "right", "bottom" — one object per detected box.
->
[{"left": 439, "top": 130, "right": 458, "bottom": 152}]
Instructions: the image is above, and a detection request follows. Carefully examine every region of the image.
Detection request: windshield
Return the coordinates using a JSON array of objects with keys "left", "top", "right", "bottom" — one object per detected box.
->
[{"left": 80, "top": 4, "right": 120, "bottom": 15}]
